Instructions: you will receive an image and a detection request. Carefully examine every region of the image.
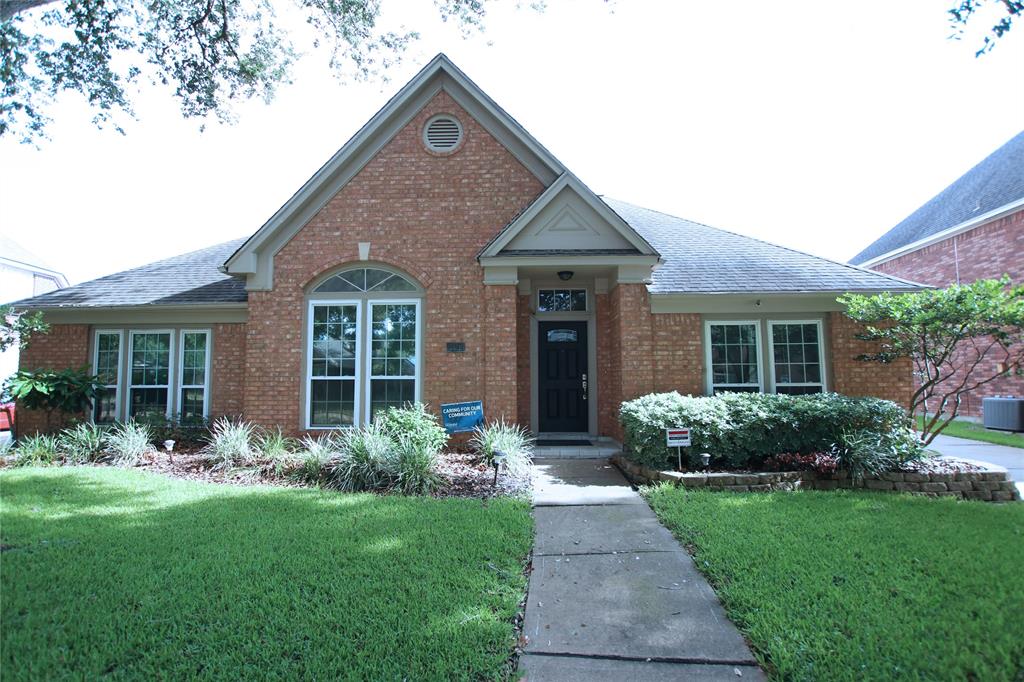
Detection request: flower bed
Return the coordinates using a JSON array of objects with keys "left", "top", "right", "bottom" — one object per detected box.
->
[{"left": 612, "top": 454, "right": 1020, "bottom": 502}]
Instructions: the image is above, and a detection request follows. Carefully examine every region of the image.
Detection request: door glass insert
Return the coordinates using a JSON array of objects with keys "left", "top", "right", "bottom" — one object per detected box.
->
[{"left": 547, "top": 329, "right": 578, "bottom": 343}]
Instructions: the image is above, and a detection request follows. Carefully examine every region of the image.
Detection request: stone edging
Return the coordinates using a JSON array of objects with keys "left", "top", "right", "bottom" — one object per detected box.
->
[{"left": 611, "top": 454, "right": 1020, "bottom": 502}]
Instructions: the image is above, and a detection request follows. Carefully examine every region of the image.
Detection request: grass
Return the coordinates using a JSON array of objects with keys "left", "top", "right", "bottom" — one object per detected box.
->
[
  {"left": 918, "top": 416, "right": 1024, "bottom": 449},
  {"left": 0, "top": 467, "right": 533, "bottom": 680},
  {"left": 644, "top": 486, "right": 1024, "bottom": 681}
]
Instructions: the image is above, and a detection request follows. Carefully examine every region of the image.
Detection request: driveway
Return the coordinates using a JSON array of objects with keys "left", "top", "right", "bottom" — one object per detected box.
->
[
  {"left": 929, "top": 433, "right": 1024, "bottom": 496},
  {"left": 520, "top": 459, "right": 765, "bottom": 681}
]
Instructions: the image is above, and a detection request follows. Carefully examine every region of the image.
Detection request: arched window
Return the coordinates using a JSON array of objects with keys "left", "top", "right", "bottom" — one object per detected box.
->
[{"left": 306, "top": 266, "right": 422, "bottom": 429}]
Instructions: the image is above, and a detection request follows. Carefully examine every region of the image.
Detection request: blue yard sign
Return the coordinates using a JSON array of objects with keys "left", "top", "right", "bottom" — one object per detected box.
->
[{"left": 441, "top": 401, "right": 484, "bottom": 434}]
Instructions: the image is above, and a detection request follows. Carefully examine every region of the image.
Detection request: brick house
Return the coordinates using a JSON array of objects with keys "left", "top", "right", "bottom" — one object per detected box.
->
[
  {"left": 851, "top": 131, "right": 1023, "bottom": 418},
  {"left": 13, "top": 55, "right": 920, "bottom": 440}
]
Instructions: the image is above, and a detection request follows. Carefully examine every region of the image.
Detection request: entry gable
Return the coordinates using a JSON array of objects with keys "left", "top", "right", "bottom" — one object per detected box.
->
[{"left": 479, "top": 174, "right": 659, "bottom": 257}]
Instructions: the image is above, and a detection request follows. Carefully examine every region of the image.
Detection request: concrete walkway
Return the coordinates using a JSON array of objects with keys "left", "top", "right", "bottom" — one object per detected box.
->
[
  {"left": 519, "top": 459, "right": 765, "bottom": 681},
  {"left": 930, "top": 433, "right": 1024, "bottom": 496}
]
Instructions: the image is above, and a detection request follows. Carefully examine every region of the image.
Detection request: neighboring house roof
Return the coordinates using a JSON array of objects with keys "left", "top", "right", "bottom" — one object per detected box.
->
[
  {"left": 0, "top": 234, "right": 69, "bottom": 287},
  {"left": 604, "top": 199, "right": 922, "bottom": 294},
  {"left": 10, "top": 239, "right": 247, "bottom": 308},
  {"left": 851, "top": 131, "right": 1024, "bottom": 265}
]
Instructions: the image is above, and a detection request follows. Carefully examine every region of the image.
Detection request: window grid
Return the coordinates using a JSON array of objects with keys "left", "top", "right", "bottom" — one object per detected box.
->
[
  {"left": 179, "top": 331, "right": 210, "bottom": 420},
  {"left": 707, "top": 322, "right": 761, "bottom": 393},
  {"left": 770, "top": 321, "right": 825, "bottom": 395},
  {"left": 309, "top": 303, "right": 359, "bottom": 427},
  {"left": 129, "top": 331, "right": 173, "bottom": 419},
  {"left": 369, "top": 302, "right": 417, "bottom": 420},
  {"left": 537, "top": 289, "right": 587, "bottom": 312},
  {"left": 93, "top": 331, "right": 122, "bottom": 423}
]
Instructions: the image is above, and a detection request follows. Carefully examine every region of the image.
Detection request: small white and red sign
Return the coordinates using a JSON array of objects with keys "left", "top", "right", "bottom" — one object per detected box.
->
[{"left": 665, "top": 427, "right": 691, "bottom": 448}]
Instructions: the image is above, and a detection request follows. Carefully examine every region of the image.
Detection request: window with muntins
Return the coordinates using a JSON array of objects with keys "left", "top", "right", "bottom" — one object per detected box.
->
[
  {"left": 179, "top": 331, "right": 210, "bottom": 420},
  {"left": 129, "top": 331, "right": 172, "bottom": 419},
  {"left": 770, "top": 321, "right": 825, "bottom": 394},
  {"left": 93, "top": 331, "right": 122, "bottom": 423},
  {"left": 707, "top": 322, "right": 761, "bottom": 393},
  {"left": 537, "top": 289, "right": 586, "bottom": 312},
  {"left": 307, "top": 267, "right": 421, "bottom": 428}
]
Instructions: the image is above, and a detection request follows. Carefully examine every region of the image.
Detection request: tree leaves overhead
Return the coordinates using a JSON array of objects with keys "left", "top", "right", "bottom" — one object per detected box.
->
[
  {"left": 0, "top": 0, "right": 502, "bottom": 143},
  {"left": 948, "top": 0, "right": 1024, "bottom": 56}
]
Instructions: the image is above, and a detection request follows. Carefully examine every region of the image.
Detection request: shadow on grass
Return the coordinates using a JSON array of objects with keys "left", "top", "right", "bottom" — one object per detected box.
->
[{"left": 1, "top": 467, "right": 533, "bottom": 680}]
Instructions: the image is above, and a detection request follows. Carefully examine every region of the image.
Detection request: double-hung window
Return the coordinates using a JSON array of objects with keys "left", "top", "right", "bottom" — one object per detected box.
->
[
  {"left": 706, "top": 322, "right": 762, "bottom": 393},
  {"left": 128, "top": 331, "right": 174, "bottom": 419},
  {"left": 178, "top": 330, "right": 211, "bottom": 420},
  {"left": 93, "top": 330, "right": 123, "bottom": 423},
  {"left": 306, "top": 267, "right": 421, "bottom": 429},
  {"left": 769, "top": 321, "right": 825, "bottom": 394}
]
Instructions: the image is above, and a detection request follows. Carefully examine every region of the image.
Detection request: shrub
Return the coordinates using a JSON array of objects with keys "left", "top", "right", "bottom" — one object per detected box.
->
[
  {"left": 292, "top": 434, "right": 342, "bottom": 486},
  {"left": 325, "top": 423, "right": 398, "bottom": 492},
  {"left": 620, "top": 391, "right": 911, "bottom": 471},
  {"left": 102, "top": 421, "right": 153, "bottom": 466},
  {"left": 375, "top": 403, "right": 448, "bottom": 456},
  {"left": 203, "top": 418, "right": 258, "bottom": 470},
  {"left": 4, "top": 367, "right": 103, "bottom": 431},
  {"left": 470, "top": 420, "right": 534, "bottom": 480},
  {"left": 57, "top": 423, "right": 106, "bottom": 463},
  {"left": 837, "top": 427, "right": 923, "bottom": 480},
  {"left": 13, "top": 434, "right": 59, "bottom": 466},
  {"left": 255, "top": 427, "right": 299, "bottom": 477},
  {"left": 392, "top": 440, "right": 442, "bottom": 495}
]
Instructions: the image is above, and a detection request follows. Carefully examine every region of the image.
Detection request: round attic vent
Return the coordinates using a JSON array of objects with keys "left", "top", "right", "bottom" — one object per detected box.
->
[{"left": 423, "top": 115, "right": 463, "bottom": 152}]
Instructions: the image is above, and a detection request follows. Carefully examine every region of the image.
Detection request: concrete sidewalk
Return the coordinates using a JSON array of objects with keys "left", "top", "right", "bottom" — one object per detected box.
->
[
  {"left": 930, "top": 433, "right": 1024, "bottom": 496},
  {"left": 519, "top": 459, "right": 765, "bottom": 681}
]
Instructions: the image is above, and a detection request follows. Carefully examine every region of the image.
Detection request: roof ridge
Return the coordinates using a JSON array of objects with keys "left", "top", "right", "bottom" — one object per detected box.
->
[{"left": 602, "top": 197, "right": 927, "bottom": 289}]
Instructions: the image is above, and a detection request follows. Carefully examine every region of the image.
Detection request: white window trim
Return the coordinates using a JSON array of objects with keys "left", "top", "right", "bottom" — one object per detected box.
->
[
  {"left": 704, "top": 320, "right": 764, "bottom": 394},
  {"left": 767, "top": 319, "right": 827, "bottom": 393},
  {"left": 177, "top": 329, "right": 212, "bottom": 420},
  {"left": 537, "top": 288, "right": 588, "bottom": 313},
  {"left": 306, "top": 300, "right": 362, "bottom": 430},
  {"left": 364, "top": 299, "right": 422, "bottom": 425},
  {"left": 91, "top": 329, "right": 124, "bottom": 423},
  {"left": 127, "top": 329, "right": 175, "bottom": 420}
]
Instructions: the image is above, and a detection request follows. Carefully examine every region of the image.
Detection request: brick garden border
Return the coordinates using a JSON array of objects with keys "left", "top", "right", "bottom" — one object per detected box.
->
[{"left": 612, "top": 454, "right": 1020, "bottom": 502}]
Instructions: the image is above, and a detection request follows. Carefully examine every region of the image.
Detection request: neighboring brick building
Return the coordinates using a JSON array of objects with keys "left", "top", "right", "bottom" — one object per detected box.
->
[
  {"left": 851, "top": 132, "right": 1024, "bottom": 418},
  {"left": 13, "top": 55, "right": 919, "bottom": 439}
]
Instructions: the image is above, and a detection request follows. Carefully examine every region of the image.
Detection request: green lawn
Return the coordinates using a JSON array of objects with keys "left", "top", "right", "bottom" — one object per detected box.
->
[
  {"left": 644, "top": 486, "right": 1024, "bottom": 681},
  {"left": 0, "top": 467, "right": 533, "bottom": 680},
  {"left": 919, "top": 416, "right": 1024, "bottom": 449}
]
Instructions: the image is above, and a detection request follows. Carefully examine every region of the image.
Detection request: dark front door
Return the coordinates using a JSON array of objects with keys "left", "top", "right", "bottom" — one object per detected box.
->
[{"left": 538, "top": 321, "right": 588, "bottom": 432}]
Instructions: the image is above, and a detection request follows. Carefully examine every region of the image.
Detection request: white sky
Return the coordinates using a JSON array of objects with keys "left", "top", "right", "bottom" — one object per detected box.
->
[{"left": 1, "top": 0, "right": 1022, "bottom": 286}]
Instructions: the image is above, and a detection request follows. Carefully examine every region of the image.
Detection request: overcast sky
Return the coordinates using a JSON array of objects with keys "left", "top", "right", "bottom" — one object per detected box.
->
[{"left": 1, "top": 1, "right": 1022, "bottom": 286}]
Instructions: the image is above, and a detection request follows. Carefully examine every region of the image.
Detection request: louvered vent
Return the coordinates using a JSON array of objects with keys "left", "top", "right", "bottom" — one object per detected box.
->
[{"left": 424, "top": 115, "right": 462, "bottom": 152}]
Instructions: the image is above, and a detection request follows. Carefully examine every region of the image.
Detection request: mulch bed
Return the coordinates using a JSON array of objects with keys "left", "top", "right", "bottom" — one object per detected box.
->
[{"left": 126, "top": 449, "right": 531, "bottom": 498}]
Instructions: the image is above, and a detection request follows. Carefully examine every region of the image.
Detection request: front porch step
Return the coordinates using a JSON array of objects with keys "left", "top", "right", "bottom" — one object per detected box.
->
[{"left": 533, "top": 444, "right": 620, "bottom": 460}]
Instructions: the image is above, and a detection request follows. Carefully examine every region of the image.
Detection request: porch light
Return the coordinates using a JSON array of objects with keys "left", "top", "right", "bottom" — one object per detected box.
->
[{"left": 557, "top": 270, "right": 574, "bottom": 281}]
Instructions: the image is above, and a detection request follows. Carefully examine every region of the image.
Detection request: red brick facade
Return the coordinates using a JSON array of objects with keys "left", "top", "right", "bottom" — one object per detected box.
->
[
  {"left": 828, "top": 313, "right": 912, "bottom": 406},
  {"left": 872, "top": 208, "right": 1024, "bottom": 416},
  {"left": 210, "top": 323, "right": 247, "bottom": 418},
  {"left": 242, "top": 91, "right": 544, "bottom": 434}
]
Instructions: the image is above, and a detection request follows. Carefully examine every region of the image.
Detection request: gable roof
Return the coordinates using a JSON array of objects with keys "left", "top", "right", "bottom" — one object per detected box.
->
[
  {"left": 224, "top": 53, "right": 569, "bottom": 290},
  {"left": 478, "top": 173, "right": 659, "bottom": 258},
  {"left": 851, "top": 131, "right": 1024, "bottom": 265},
  {"left": 604, "top": 199, "right": 923, "bottom": 294},
  {"left": 10, "top": 239, "right": 247, "bottom": 309},
  {"left": 0, "top": 234, "right": 68, "bottom": 286}
]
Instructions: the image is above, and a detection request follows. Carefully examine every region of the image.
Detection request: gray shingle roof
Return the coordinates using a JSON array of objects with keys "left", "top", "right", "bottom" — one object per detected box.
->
[
  {"left": 851, "top": 131, "right": 1024, "bottom": 264},
  {"left": 12, "top": 239, "right": 248, "bottom": 308},
  {"left": 603, "top": 198, "right": 922, "bottom": 294}
]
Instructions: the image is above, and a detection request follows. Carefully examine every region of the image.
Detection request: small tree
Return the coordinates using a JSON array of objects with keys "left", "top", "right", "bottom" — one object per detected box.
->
[
  {"left": 839, "top": 277, "right": 1024, "bottom": 444},
  {"left": 4, "top": 367, "right": 103, "bottom": 434}
]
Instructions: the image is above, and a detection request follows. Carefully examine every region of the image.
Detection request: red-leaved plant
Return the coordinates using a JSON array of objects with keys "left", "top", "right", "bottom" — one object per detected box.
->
[{"left": 762, "top": 452, "right": 839, "bottom": 475}]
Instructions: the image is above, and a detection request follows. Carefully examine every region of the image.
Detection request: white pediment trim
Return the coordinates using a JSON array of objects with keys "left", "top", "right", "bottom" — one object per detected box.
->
[
  {"left": 223, "top": 53, "right": 566, "bottom": 290},
  {"left": 478, "top": 173, "right": 660, "bottom": 258}
]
